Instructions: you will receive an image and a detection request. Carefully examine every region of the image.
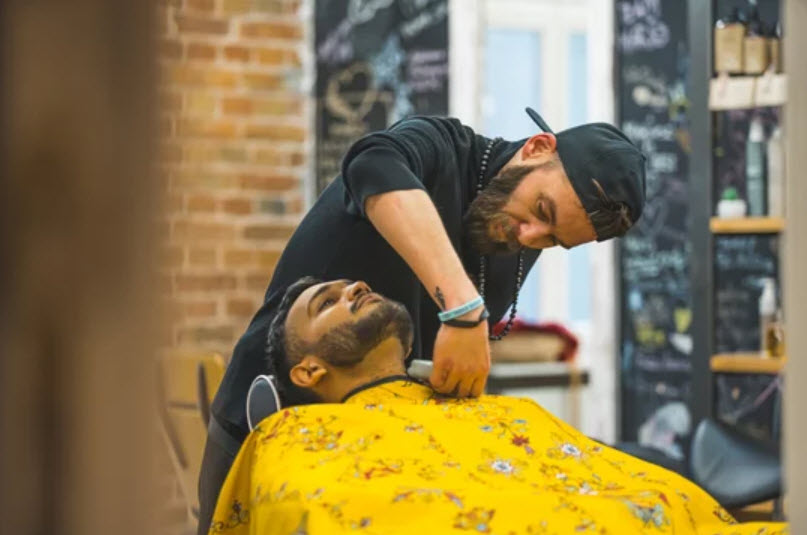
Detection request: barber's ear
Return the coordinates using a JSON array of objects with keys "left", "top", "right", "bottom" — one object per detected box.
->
[
  {"left": 289, "top": 357, "right": 327, "bottom": 389},
  {"left": 521, "top": 132, "right": 557, "bottom": 160}
]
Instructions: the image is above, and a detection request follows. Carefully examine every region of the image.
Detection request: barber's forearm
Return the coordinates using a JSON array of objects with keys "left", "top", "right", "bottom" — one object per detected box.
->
[{"left": 365, "top": 189, "right": 480, "bottom": 312}]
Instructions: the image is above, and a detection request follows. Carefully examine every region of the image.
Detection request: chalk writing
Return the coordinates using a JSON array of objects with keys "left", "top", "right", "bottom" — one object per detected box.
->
[{"left": 617, "top": 0, "right": 671, "bottom": 53}]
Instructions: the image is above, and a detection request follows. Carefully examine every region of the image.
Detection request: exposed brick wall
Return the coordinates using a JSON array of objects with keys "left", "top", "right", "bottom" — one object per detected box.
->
[
  {"left": 158, "top": 0, "right": 308, "bottom": 358},
  {"left": 156, "top": 1, "right": 309, "bottom": 532}
]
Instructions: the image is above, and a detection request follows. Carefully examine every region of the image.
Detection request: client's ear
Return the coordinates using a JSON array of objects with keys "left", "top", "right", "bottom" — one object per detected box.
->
[{"left": 290, "top": 356, "right": 327, "bottom": 389}]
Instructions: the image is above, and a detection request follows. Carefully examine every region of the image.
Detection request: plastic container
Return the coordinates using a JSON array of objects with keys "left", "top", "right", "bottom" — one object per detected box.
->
[{"left": 746, "top": 116, "right": 766, "bottom": 216}]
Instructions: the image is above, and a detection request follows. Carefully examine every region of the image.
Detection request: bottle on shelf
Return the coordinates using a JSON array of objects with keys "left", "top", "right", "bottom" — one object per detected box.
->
[
  {"left": 744, "top": 4, "right": 769, "bottom": 75},
  {"left": 758, "top": 277, "right": 777, "bottom": 357},
  {"left": 746, "top": 115, "right": 767, "bottom": 216},
  {"left": 768, "top": 21, "right": 782, "bottom": 73},
  {"left": 714, "top": 7, "right": 746, "bottom": 74},
  {"left": 765, "top": 308, "right": 786, "bottom": 358},
  {"left": 766, "top": 126, "right": 784, "bottom": 217},
  {"left": 716, "top": 186, "right": 747, "bottom": 218}
]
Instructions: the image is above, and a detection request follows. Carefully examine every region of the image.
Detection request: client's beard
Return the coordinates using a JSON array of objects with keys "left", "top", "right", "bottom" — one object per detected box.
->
[
  {"left": 313, "top": 298, "right": 413, "bottom": 368},
  {"left": 464, "top": 164, "right": 537, "bottom": 255}
]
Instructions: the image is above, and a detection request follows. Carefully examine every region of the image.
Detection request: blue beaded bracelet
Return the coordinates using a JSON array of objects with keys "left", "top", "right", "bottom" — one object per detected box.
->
[{"left": 438, "top": 296, "right": 485, "bottom": 322}]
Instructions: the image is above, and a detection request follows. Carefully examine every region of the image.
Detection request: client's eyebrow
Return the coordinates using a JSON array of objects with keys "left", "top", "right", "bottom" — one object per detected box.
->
[{"left": 306, "top": 280, "right": 349, "bottom": 317}]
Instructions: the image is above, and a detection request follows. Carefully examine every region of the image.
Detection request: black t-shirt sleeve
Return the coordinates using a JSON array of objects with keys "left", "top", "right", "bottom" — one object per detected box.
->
[{"left": 340, "top": 117, "right": 453, "bottom": 217}]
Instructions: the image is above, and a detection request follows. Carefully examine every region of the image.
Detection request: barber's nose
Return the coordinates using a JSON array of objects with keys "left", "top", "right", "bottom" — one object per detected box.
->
[
  {"left": 517, "top": 221, "right": 547, "bottom": 246},
  {"left": 344, "top": 280, "right": 371, "bottom": 302}
]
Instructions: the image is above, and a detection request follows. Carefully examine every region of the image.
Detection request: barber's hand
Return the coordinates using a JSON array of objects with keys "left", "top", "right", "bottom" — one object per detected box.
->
[{"left": 430, "top": 319, "right": 490, "bottom": 398}]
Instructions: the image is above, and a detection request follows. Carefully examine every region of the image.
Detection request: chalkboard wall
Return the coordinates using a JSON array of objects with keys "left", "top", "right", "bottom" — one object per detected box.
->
[
  {"left": 714, "top": 234, "right": 780, "bottom": 353},
  {"left": 315, "top": 0, "right": 449, "bottom": 193},
  {"left": 616, "top": 0, "right": 692, "bottom": 444}
]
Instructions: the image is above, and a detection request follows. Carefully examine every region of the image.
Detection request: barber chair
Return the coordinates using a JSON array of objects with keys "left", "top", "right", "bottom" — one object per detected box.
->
[
  {"left": 246, "top": 375, "right": 283, "bottom": 431},
  {"left": 617, "top": 419, "right": 782, "bottom": 516}
]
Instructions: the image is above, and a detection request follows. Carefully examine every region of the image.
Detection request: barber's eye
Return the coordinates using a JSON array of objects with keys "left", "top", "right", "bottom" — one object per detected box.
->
[{"left": 319, "top": 298, "right": 336, "bottom": 312}]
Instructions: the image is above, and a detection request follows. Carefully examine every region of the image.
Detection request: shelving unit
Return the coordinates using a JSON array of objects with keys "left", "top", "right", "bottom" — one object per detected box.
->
[
  {"left": 688, "top": 0, "right": 786, "bottom": 433},
  {"left": 709, "top": 216, "right": 785, "bottom": 233}
]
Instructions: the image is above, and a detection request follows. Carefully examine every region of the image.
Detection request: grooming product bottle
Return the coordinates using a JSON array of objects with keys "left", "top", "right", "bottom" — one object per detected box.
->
[
  {"left": 768, "top": 21, "right": 782, "bottom": 73},
  {"left": 716, "top": 187, "right": 747, "bottom": 218},
  {"left": 766, "top": 126, "right": 784, "bottom": 217},
  {"left": 744, "top": 5, "right": 769, "bottom": 74},
  {"left": 746, "top": 115, "right": 766, "bottom": 216},
  {"left": 714, "top": 7, "right": 746, "bottom": 74},
  {"left": 758, "top": 278, "right": 777, "bottom": 356}
]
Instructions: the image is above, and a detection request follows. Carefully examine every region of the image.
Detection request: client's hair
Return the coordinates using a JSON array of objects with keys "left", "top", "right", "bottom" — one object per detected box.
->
[{"left": 265, "top": 276, "right": 324, "bottom": 406}]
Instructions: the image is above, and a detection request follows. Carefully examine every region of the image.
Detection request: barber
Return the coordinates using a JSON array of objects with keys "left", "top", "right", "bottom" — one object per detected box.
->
[{"left": 198, "top": 107, "right": 646, "bottom": 533}]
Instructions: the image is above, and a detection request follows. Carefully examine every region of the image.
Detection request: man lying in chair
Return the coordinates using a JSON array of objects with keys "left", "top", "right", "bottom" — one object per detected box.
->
[{"left": 209, "top": 278, "right": 787, "bottom": 535}]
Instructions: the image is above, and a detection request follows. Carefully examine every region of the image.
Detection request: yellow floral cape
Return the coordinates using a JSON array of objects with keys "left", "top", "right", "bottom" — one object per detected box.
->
[{"left": 210, "top": 379, "right": 787, "bottom": 534}]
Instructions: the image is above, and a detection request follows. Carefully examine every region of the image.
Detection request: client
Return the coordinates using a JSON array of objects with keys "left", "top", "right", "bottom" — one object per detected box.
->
[{"left": 209, "top": 278, "right": 787, "bottom": 535}]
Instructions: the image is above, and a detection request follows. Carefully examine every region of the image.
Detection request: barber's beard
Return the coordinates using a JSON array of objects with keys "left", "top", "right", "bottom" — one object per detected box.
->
[
  {"left": 313, "top": 299, "right": 413, "bottom": 368},
  {"left": 464, "top": 164, "right": 536, "bottom": 255}
]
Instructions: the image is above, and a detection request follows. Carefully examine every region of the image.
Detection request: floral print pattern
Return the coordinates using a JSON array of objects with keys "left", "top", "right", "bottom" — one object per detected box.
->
[{"left": 210, "top": 380, "right": 787, "bottom": 534}]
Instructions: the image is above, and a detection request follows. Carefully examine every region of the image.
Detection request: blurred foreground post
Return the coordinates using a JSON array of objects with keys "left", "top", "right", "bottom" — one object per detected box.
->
[{"left": 0, "top": 1, "right": 159, "bottom": 533}]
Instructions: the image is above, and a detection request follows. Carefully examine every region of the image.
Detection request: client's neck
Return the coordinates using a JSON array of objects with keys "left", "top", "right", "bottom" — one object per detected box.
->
[{"left": 328, "top": 338, "right": 408, "bottom": 402}]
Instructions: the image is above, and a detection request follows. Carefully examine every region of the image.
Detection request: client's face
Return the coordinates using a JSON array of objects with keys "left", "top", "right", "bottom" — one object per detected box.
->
[{"left": 285, "top": 279, "right": 413, "bottom": 368}]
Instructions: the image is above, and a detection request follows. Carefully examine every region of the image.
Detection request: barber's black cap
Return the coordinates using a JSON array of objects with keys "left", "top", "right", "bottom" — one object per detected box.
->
[{"left": 525, "top": 107, "right": 646, "bottom": 241}]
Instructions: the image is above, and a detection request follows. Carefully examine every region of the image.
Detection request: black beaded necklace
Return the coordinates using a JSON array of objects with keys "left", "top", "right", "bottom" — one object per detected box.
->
[{"left": 477, "top": 137, "right": 524, "bottom": 341}]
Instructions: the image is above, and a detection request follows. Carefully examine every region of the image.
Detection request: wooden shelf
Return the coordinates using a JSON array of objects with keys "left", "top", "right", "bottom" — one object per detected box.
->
[
  {"left": 710, "top": 353, "right": 787, "bottom": 374},
  {"left": 710, "top": 217, "right": 785, "bottom": 234}
]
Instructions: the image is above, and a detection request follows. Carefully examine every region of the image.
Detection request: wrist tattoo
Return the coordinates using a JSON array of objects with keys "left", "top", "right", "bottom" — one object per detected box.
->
[{"left": 435, "top": 287, "right": 446, "bottom": 310}]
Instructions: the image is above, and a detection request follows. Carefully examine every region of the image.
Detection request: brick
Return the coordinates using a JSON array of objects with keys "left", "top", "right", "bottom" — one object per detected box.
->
[
  {"left": 243, "top": 224, "right": 296, "bottom": 240},
  {"left": 177, "top": 325, "right": 234, "bottom": 345},
  {"left": 223, "top": 249, "right": 255, "bottom": 267},
  {"left": 239, "top": 174, "right": 297, "bottom": 191},
  {"left": 169, "top": 65, "right": 205, "bottom": 86},
  {"left": 175, "top": 273, "right": 237, "bottom": 292},
  {"left": 245, "top": 272, "right": 271, "bottom": 291},
  {"left": 255, "top": 47, "right": 300, "bottom": 67},
  {"left": 219, "top": 146, "right": 247, "bottom": 163},
  {"left": 173, "top": 170, "right": 240, "bottom": 190},
  {"left": 258, "top": 198, "right": 285, "bottom": 215},
  {"left": 188, "top": 248, "right": 217, "bottom": 266},
  {"left": 161, "top": 246, "right": 184, "bottom": 268},
  {"left": 183, "top": 144, "right": 217, "bottom": 163},
  {"left": 187, "top": 42, "right": 216, "bottom": 61},
  {"left": 253, "top": 96, "right": 301, "bottom": 116},
  {"left": 285, "top": 195, "right": 303, "bottom": 214},
  {"left": 186, "top": 194, "right": 216, "bottom": 213},
  {"left": 227, "top": 298, "right": 256, "bottom": 317},
  {"left": 160, "top": 39, "right": 182, "bottom": 60},
  {"left": 185, "top": 93, "right": 217, "bottom": 114},
  {"left": 186, "top": 0, "right": 215, "bottom": 11},
  {"left": 175, "top": 14, "right": 229, "bottom": 35},
  {"left": 241, "top": 22, "right": 301, "bottom": 40},
  {"left": 222, "top": 198, "right": 252, "bottom": 215},
  {"left": 241, "top": 72, "right": 282, "bottom": 90},
  {"left": 245, "top": 124, "right": 305, "bottom": 142},
  {"left": 172, "top": 220, "right": 234, "bottom": 241},
  {"left": 181, "top": 300, "right": 217, "bottom": 318},
  {"left": 204, "top": 69, "right": 238, "bottom": 87},
  {"left": 254, "top": 0, "right": 301, "bottom": 14},
  {"left": 252, "top": 148, "right": 303, "bottom": 166},
  {"left": 256, "top": 250, "right": 282, "bottom": 269},
  {"left": 177, "top": 119, "right": 237, "bottom": 138},
  {"left": 223, "top": 45, "right": 250, "bottom": 62},
  {"left": 221, "top": 97, "right": 252, "bottom": 115},
  {"left": 221, "top": 0, "right": 251, "bottom": 14}
]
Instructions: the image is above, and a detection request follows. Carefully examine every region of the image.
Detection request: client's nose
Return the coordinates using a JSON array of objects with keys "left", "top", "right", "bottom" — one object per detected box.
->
[{"left": 344, "top": 280, "right": 371, "bottom": 302}]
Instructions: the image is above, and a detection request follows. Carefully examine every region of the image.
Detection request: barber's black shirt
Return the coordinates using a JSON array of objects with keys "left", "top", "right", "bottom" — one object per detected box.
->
[{"left": 211, "top": 116, "right": 541, "bottom": 440}]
